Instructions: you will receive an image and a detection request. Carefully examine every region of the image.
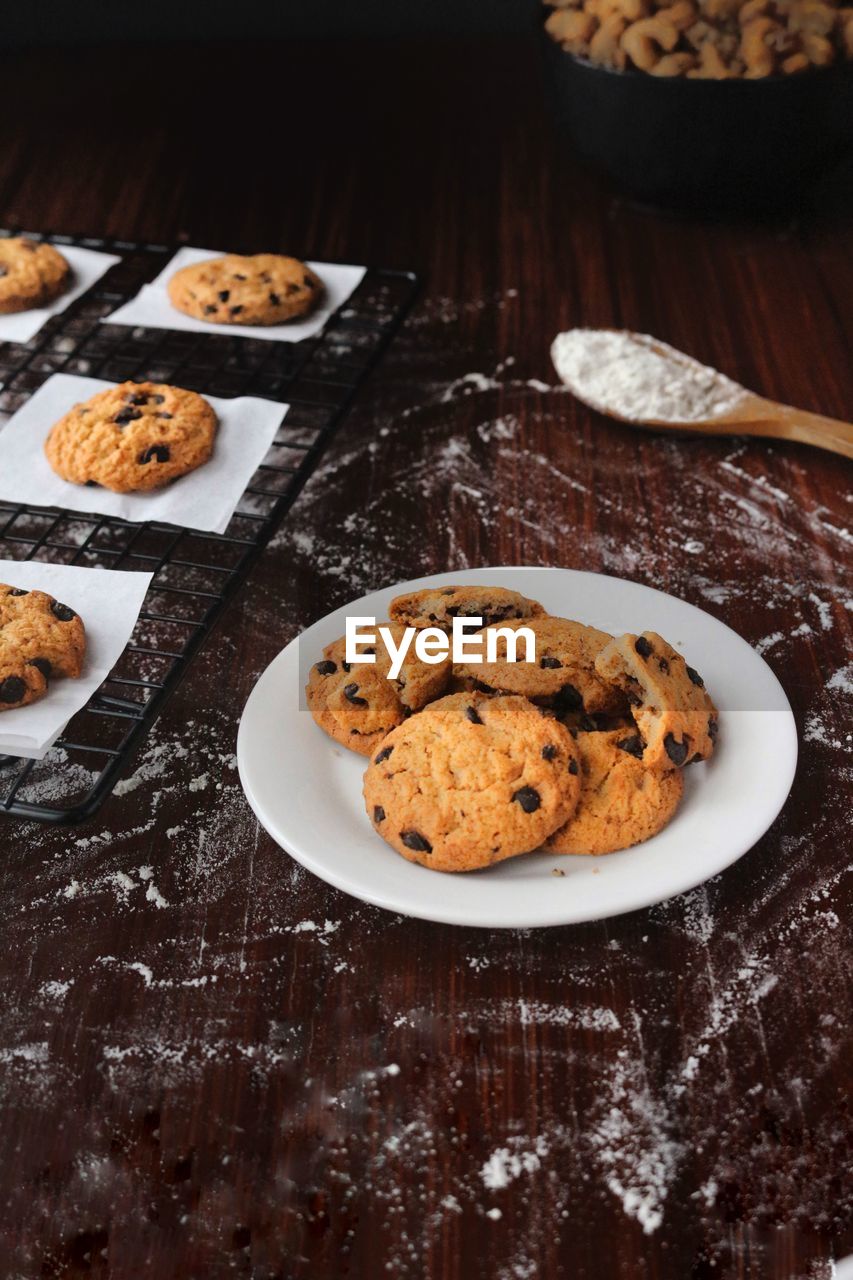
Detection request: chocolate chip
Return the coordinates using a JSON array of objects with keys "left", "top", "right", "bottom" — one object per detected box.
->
[
  {"left": 269, "top": 292, "right": 281, "bottom": 305},
  {"left": 233, "top": 273, "right": 247, "bottom": 280},
  {"left": 85, "top": 479, "right": 98, "bottom": 487},
  {"left": 304, "top": 276, "right": 316, "bottom": 288},
  {"left": 114, "top": 409, "right": 142, "bottom": 426},
  {"left": 658, "top": 658, "right": 670, "bottom": 674},
  {"left": 0, "top": 266, "right": 7, "bottom": 278},
  {"left": 616, "top": 735, "right": 644, "bottom": 759},
  {"left": 373, "top": 806, "right": 386, "bottom": 823},
  {"left": 127, "top": 392, "right": 149, "bottom": 406},
  {"left": 568, "top": 757, "right": 579, "bottom": 775},
  {"left": 315, "top": 660, "right": 337, "bottom": 675},
  {"left": 635, "top": 636, "right": 653, "bottom": 658},
  {"left": 686, "top": 665, "right": 704, "bottom": 688},
  {"left": 689, "top": 753, "right": 703, "bottom": 765},
  {"left": 541, "top": 744, "right": 558, "bottom": 760},
  {"left": 540, "top": 656, "right": 563, "bottom": 669},
  {"left": 230, "top": 305, "right": 244, "bottom": 316},
  {"left": 204, "top": 304, "right": 217, "bottom": 314},
  {"left": 512, "top": 786, "right": 541, "bottom": 813},
  {"left": 374, "top": 746, "right": 394, "bottom": 764},
  {"left": 8, "top": 588, "right": 28, "bottom": 596},
  {"left": 286, "top": 283, "right": 300, "bottom": 295},
  {"left": 341, "top": 661, "right": 351, "bottom": 673},
  {"left": 50, "top": 601, "right": 76, "bottom": 622},
  {"left": 472, "top": 679, "right": 495, "bottom": 694},
  {"left": 465, "top": 706, "right": 483, "bottom": 725},
  {"left": 554, "top": 683, "right": 582, "bottom": 713},
  {"left": 28, "top": 657, "right": 51, "bottom": 679},
  {"left": 664, "top": 734, "right": 689, "bottom": 766},
  {"left": 708, "top": 718, "right": 718, "bottom": 741},
  {"left": 0, "top": 676, "right": 25, "bottom": 703},
  {"left": 218, "top": 290, "right": 230, "bottom": 302},
  {"left": 157, "top": 413, "right": 173, "bottom": 420},
  {"left": 139, "top": 444, "right": 170, "bottom": 464},
  {"left": 401, "top": 830, "right": 432, "bottom": 853},
  {"left": 343, "top": 682, "right": 367, "bottom": 706}
]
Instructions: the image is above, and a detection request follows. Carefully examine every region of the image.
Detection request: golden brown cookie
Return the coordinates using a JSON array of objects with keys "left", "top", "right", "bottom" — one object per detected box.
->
[
  {"left": 0, "top": 583, "right": 86, "bottom": 711},
  {"left": 595, "top": 631, "right": 719, "bottom": 770},
  {"left": 363, "top": 692, "right": 581, "bottom": 872},
  {"left": 167, "top": 254, "right": 323, "bottom": 326},
  {"left": 454, "top": 616, "right": 627, "bottom": 717},
  {"left": 306, "top": 623, "right": 451, "bottom": 757},
  {"left": 44, "top": 381, "right": 217, "bottom": 493},
  {"left": 545, "top": 728, "right": 684, "bottom": 855},
  {"left": 389, "top": 584, "right": 545, "bottom": 632},
  {"left": 0, "top": 238, "right": 70, "bottom": 314}
]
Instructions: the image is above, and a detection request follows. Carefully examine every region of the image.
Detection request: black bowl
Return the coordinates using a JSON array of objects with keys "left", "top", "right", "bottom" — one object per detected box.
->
[{"left": 541, "top": 33, "right": 853, "bottom": 213}]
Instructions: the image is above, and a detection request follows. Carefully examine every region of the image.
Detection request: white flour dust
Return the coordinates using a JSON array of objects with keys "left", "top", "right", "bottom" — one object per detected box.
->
[{"left": 551, "top": 329, "right": 749, "bottom": 423}]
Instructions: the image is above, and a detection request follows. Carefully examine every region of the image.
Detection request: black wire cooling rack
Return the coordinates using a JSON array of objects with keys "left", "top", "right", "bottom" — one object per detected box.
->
[{"left": 0, "top": 231, "right": 418, "bottom": 823}]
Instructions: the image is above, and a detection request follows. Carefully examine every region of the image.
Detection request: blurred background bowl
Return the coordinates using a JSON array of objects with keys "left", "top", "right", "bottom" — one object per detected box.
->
[{"left": 541, "top": 32, "right": 853, "bottom": 213}]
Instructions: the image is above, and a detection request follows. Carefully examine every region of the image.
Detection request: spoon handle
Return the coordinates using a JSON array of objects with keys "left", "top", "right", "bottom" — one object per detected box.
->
[{"left": 757, "top": 403, "right": 853, "bottom": 461}]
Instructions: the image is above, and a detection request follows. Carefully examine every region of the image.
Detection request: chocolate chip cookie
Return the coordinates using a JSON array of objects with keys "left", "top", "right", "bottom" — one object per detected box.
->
[
  {"left": 0, "top": 238, "right": 70, "bottom": 314},
  {"left": 167, "top": 254, "right": 323, "bottom": 326},
  {"left": 389, "top": 585, "right": 545, "bottom": 632},
  {"left": 545, "top": 728, "right": 684, "bottom": 856},
  {"left": 44, "top": 381, "right": 217, "bottom": 493},
  {"left": 0, "top": 583, "right": 85, "bottom": 710},
  {"left": 306, "top": 623, "right": 451, "bottom": 757},
  {"left": 595, "top": 631, "right": 718, "bottom": 769},
  {"left": 363, "top": 692, "right": 581, "bottom": 872},
  {"left": 454, "top": 616, "right": 627, "bottom": 717}
]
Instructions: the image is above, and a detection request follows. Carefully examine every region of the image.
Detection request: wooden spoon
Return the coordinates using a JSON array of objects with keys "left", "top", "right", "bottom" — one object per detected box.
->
[
  {"left": 553, "top": 330, "right": 853, "bottom": 460},
  {"left": 670, "top": 392, "right": 853, "bottom": 460}
]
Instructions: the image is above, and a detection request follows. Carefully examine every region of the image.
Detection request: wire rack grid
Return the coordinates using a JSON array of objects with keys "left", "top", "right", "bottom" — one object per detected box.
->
[{"left": 0, "top": 231, "right": 418, "bottom": 822}]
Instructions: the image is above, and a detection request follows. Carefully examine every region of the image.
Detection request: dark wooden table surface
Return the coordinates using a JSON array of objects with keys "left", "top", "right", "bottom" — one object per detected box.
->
[{"left": 0, "top": 37, "right": 850, "bottom": 1280}]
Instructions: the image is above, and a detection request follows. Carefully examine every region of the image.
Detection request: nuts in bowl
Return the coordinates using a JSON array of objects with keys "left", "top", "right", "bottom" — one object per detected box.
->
[
  {"left": 541, "top": 0, "right": 853, "bottom": 210},
  {"left": 543, "top": 0, "right": 853, "bottom": 78}
]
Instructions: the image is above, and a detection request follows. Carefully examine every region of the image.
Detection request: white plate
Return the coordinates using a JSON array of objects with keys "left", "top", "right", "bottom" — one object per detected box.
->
[{"left": 237, "top": 568, "right": 797, "bottom": 928}]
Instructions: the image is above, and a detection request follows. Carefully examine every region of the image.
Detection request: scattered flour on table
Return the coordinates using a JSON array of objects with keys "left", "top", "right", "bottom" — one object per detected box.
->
[
  {"left": 551, "top": 329, "right": 749, "bottom": 423},
  {"left": 481, "top": 1137, "right": 550, "bottom": 1189}
]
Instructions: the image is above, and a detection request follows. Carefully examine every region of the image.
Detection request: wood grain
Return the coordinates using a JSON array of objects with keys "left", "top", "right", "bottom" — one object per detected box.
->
[{"left": 0, "top": 37, "right": 850, "bottom": 1280}]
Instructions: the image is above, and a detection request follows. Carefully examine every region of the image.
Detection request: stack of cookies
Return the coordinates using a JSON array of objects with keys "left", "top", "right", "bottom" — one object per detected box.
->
[{"left": 306, "top": 585, "right": 719, "bottom": 873}]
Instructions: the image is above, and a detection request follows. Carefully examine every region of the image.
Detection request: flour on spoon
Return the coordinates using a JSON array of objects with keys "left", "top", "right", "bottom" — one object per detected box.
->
[{"left": 551, "top": 329, "right": 749, "bottom": 424}]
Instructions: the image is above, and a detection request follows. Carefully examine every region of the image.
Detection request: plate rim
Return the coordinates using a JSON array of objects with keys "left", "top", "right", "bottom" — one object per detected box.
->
[{"left": 237, "top": 566, "right": 799, "bottom": 928}]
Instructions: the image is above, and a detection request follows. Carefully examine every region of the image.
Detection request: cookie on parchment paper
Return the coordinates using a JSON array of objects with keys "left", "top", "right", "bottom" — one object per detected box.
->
[
  {"left": 0, "top": 238, "right": 70, "bottom": 314},
  {"left": 0, "top": 583, "right": 85, "bottom": 711},
  {"left": 44, "top": 381, "right": 217, "bottom": 493},
  {"left": 167, "top": 254, "right": 323, "bottom": 326}
]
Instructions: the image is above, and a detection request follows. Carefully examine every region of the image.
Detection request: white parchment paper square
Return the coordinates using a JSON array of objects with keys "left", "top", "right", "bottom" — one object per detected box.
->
[
  {"left": 0, "top": 244, "right": 121, "bottom": 346},
  {"left": 0, "top": 558, "right": 152, "bottom": 759},
  {"left": 102, "top": 246, "right": 366, "bottom": 343},
  {"left": 0, "top": 374, "right": 289, "bottom": 534}
]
